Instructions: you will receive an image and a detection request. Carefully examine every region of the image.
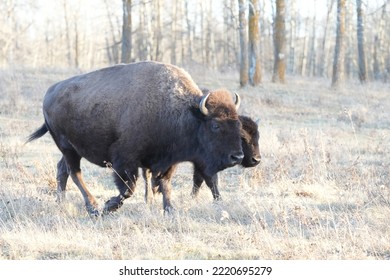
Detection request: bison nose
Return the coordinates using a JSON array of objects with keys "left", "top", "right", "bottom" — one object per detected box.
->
[
  {"left": 230, "top": 152, "right": 244, "bottom": 165},
  {"left": 252, "top": 155, "right": 261, "bottom": 164}
]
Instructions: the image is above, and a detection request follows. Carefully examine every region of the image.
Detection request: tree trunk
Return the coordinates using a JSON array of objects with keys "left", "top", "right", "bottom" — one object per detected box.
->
[
  {"left": 121, "top": 0, "right": 132, "bottom": 63},
  {"left": 185, "top": 0, "right": 193, "bottom": 64},
  {"left": 300, "top": 17, "right": 309, "bottom": 76},
  {"left": 308, "top": 2, "right": 317, "bottom": 77},
  {"left": 248, "top": 0, "right": 262, "bottom": 85},
  {"left": 288, "top": 0, "right": 296, "bottom": 74},
  {"left": 205, "top": 1, "right": 217, "bottom": 69},
  {"left": 238, "top": 0, "right": 249, "bottom": 87},
  {"left": 155, "top": 0, "right": 163, "bottom": 61},
  {"left": 170, "top": 0, "right": 178, "bottom": 65},
  {"left": 104, "top": 0, "right": 120, "bottom": 64},
  {"left": 63, "top": 0, "right": 72, "bottom": 66},
  {"left": 373, "top": 3, "right": 386, "bottom": 81},
  {"left": 344, "top": 1, "right": 353, "bottom": 79},
  {"left": 319, "top": 0, "right": 335, "bottom": 77},
  {"left": 356, "top": 0, "right": 367, "bottom": 83},
  {"left": 272, "top": 0, "right": 286, "bottom": 83},
  {"left": 74, "top": 20, "right": 79, "bottom": 68},
  {"left": 331, "top": 0, "right": 346, "bottom": 88}
]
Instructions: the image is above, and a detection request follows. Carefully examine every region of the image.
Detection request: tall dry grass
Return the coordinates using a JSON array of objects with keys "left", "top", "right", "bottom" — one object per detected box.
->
[{"left": 0, "top": 67, "right": 389, "bottom": 260}]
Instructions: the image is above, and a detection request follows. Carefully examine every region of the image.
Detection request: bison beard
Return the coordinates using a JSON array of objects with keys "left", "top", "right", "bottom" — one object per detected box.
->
[{"left": 26, "top": 61, "right": 244, "bottom": 217}]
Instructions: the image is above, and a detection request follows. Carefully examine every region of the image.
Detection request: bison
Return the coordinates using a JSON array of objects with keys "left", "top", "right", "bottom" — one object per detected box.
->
[
  {"left": 143, "top": 115, "right": 261, "bottom": 203},
  {"left": 27, "top": 61, "right": 244, "bottom": 216}
]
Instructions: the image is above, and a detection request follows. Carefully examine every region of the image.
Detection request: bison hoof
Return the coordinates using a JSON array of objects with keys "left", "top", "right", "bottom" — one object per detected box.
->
[
  {"left": 103, "top": 197, "right": 124, "bottom": 214},
  {"left": 164, "top": 206, "right": 175, "bottom": 215},
  {"left": 88, "top": 209, "right": 100, "bottom": 218}
]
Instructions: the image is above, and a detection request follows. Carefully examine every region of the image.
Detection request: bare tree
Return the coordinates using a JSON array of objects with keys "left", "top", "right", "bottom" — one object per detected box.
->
[
  {"left": 344, "top": 0, "right": 354, "bottom": 79},
  {"left": 356, "top": 0, "right": 367, "bottom": 82},
  {"left": 104, "top": 0, "right": 120, "bottom": 64},
  {"left": 308, "top": 1, "right": 317, "bottom": 77},
  {"left": 373, "top": 2, "right": 387, "bottom": 81},
  {"left": 153, "top": 0, "right": 163, "bottom": 61},
  {"left": 238, "top": 0, "right": 249, "bottom": 87},
  {"left": 205, "top": 1, "right": 217, "bottom": 69},
  {"left": 170, "top": 0, "right": 178, "bottom": 65},
  {"left": 319, "top": 0, "right": 335, "bottom": 77},
  {"left": 184, "top": 0, "right": 193, "bottom": 64},
  {"left": 272, "top": 0, "right": 286, "bottom": 83},
  {"left": 300, "top": 17, "right": 309, "bottom": 76},
  {"left": 331, "top": 0, "right": 346, "bottom": 88},
  {"left": 288, "top": 0, "right": 297, "bottom": 74},
  {"left": 63, "top": 0, "right": 72, "bottom": 66},
  {"left": 248, "top": 0, "right": 262, "bottom": 85},
  {"left": 222, "top": 0, "right": 238, "bottom": 69},
  {"left": 121, "top": 0, "right": 132, "bottom": 63},
  {"left": 137, "top": 0, "right": 152, "bottom": 61}
]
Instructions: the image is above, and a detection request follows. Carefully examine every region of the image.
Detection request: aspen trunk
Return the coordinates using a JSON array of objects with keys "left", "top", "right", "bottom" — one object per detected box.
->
[
  {"left": 63, "top": 1, "right": 72, "bottom": 66},
  {"left": 331, "top": 0, "right": 346, "bottom": 88},
  {"left": 248, "top": 0, "right": 262, "bottom": 85},
  {"left": 373, "top": 3, "right": 386, "bottom": 80},
  {"left": 272, "top": 0, "right": 286, "bottom": 83},
  {"left": 356, "top": 0, "right": 367, "bottom": 83},
  {"left": 319, "top": 0, "right": 335, "bottom": 77},
  {"left": 288, "top": 0, "right": 296, "bottom": 74},
  {"left": 238, "top": 0, "right": 249, "bottom": 87},
  {"left": 153, "top": 0, "right": 163, "bottom": 61},
  {"left": 121, "top": 0, "right": 132, "bottom": 63},
  {"left": 185, "top": 0, "right": 193, "bottom": 64}
]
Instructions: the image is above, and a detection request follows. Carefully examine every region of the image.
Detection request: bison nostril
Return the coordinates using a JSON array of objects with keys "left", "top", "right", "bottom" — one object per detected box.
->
[
  {"left": 252, "top": 156, "right": 261, "bottom": 163},
  {"left": 230, "top": 152, "right": 244, "bottom": 164}
]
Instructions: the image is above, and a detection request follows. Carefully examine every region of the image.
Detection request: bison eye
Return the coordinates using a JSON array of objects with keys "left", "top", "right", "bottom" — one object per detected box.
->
[{"left": 211, "top": 121, "right": 220, "bottom": 132}]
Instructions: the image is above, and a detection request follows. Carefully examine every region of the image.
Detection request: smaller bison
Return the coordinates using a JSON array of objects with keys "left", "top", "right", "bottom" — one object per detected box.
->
[{"left": 143, "top": 115, "right": 261, "bottom": 203}]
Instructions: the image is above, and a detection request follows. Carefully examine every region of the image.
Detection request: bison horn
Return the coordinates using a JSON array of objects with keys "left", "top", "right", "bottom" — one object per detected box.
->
[
  {"left": 234, "top": 92, "right": 241, "bottom": 110},
  {"left": 199, "top": 92, "right": 210, "bottom": 116}
]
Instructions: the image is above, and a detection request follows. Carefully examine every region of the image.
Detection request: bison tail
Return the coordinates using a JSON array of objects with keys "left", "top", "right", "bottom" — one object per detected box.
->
[{"left": 26, "top": 124, "right": 48, "bottom": 143}]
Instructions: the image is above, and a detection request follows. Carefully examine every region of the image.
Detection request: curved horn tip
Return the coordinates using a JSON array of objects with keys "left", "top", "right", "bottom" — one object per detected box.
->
[
  {"left": 234, "top": 92, "right": 241, "bottom": 109},
  {"left": 199, "top": 92, "right": 210, "bottom": 116}
]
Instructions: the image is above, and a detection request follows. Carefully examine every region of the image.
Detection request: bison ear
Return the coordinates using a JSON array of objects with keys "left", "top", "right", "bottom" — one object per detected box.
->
[{"left": 190, "top": 105, "right": 206, "bottom": 120}]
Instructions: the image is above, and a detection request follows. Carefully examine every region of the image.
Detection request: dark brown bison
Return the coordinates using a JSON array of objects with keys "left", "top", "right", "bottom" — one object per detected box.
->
[
  {"left": 27, "top": 61, "right": 244, "bottom": 216},
  {"left": 143, "top": 115, "right": 260, "bottom": 203}
]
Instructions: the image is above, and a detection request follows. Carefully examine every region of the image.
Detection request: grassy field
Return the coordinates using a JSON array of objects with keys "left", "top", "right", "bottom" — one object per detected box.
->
[{"left": 0, "top": 66, "right": 389, "bottom": 260}]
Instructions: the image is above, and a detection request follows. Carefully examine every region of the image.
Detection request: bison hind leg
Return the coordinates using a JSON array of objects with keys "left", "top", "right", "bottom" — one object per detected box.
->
[
  {"left": 56, "top": 156, "right": 69, "bottom": 203},
  {"left": 61, "top": 149, "right": 100, "bottom": 217}
]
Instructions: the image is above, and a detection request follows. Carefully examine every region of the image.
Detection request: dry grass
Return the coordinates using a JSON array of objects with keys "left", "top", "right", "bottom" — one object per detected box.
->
[{"left": 0, "top": 66, "right": 389, "bottom": 260}]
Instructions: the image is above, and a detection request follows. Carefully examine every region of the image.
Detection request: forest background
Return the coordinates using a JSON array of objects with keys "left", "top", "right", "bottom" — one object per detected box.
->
[{"left": 1, "top": 0, "right": 389, "bottom": 85}]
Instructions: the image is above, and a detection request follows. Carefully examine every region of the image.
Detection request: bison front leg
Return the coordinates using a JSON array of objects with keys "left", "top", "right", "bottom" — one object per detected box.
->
[
  {"left": 160, "top": 177, "right": 173, "bottom": 213},
  {"left": 192, "top": 166, "right": 222, "bottom": 200},
  {"left": 158, "top": 166, "right": 177, "bottom": 213},
  {"left": 192, "top": 166, "right": 205, "bottom": 198},
  {"left": 103, "top": 167, "right": 138, "bottom": 214},
  {"left": 204, "top": 174, "right": 222, "bottom": 201},
  {"left": 142, "top": 168, "right": 154, "bottom": 204}
]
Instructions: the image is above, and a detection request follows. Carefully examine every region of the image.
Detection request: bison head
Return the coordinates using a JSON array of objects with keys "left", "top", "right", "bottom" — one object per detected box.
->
[
  {"left": 193, "top": 89, "right": 244, "bottom": 176},
  {"left": 239, "top": 116, "right": 261, "bottom": 167}
]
